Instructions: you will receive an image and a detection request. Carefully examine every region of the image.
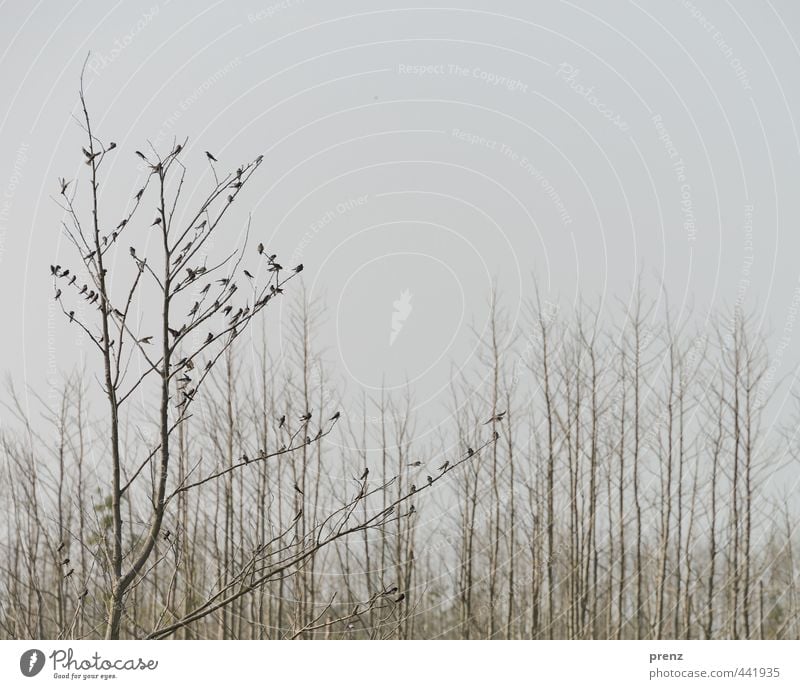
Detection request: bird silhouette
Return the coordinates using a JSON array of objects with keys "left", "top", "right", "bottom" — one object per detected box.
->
[
  {"left": 408, "top": 461, "right": 422, "bottom": 467},
  {"left": 257, "top": 242, "right": 264, "bottom": 254},
  {"left": 57, "top": 541, "right": 65, "bottom": 552},
  {"left": 243, "top": 270, "right": 254, "bottom": 279},
  {"left": 294, "top": 482, "right": 303, "bottom": 495},
  {"left": 61, "top": 557, "right": 70, "bottom": 566},
  {"left": 151, "top": 216, "right": 162, "bottom": 226},
  {"left": 278, "top": 415, "right": 286, "bottom": 428},
  {"left": 483, "top": 411, "right": 506, "bottom": 424},
  {"left": 395, "top": 593, "right": 405, "bottom": 603},
  {"left": 359, "top": 467, "right": 369, "bottom": 480},
  {"left": 329, "top": 411, "right": 340, "bottom": 422},
  {"left": 205, "top": 332, "right": 214, "bottom": 344},
  {"left": 300, "top": 411, "right": 312, "bottom": 423},
  {"left": 295, "top": 264, "right": 303, "bottom": 273},
  {"left": 466, "top": 447, "right": 474, "bottom": 457},
  {"left": 426, "top": 475, "right": 433, "bottom": 486},
  {"left": 438, "top": 461, "right": 449, "bottom": 472},
  {"left": 138, "top": 335, "right": 153, "bottom": 345},
  {"left": 64, "top": 569, "right": 74, "bottom": 579},
  {"left": 410, "top": 484, "right": 417, "bottom": 493},
  {"left": 205, "top": 151, "right": 217, "bottom": 162},
  {"left": 135, "top": 150, "right": 147, "bottom": 160}
]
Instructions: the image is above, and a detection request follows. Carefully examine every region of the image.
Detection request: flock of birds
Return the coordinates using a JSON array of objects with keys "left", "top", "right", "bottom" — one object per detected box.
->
[{"left": 51, "top": 145, "right": 303, "bottom": 407}]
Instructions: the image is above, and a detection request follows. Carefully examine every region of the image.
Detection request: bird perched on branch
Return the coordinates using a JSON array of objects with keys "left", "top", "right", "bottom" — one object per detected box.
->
[
  {"left": 359, "top": 467, "right": 369, "bottom": 481},
  {"left": 426, "top": 475, "right": 433, "bottom": 486},
  {"left": 329, "top": 411, "right": 340, "bottom": 422},
  {"left": 438, "top": 461, "right": 449, "bottom": 473},
  {"left": 278, "top": 415, "right": 286, "bottom": 428},
  {"left": 206, "top": 151, "right": 217, "bottom": 162},
  {"left": 408, "top": 461, "right": 422, "bottom": 467},
  {"left": 299, "top": 411, "right": 312, "bottom": 423}
]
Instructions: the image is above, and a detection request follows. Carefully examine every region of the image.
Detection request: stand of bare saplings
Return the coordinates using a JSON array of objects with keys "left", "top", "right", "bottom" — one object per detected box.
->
[{"left": 0, "top": 74, "right": 798, "bottom": 641}]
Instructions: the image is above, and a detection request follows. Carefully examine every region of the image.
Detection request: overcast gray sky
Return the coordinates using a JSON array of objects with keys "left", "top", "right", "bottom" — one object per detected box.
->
[{"left": 2, "top": 0, "right": 800, "bottom": 428}]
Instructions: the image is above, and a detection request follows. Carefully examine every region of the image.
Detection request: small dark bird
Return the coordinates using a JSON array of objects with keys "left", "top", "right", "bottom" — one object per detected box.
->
[
  {"left": 359, "top": 467, "right": 369, "bottom": 480},
  {"left": 68, "top": 275, "right": 76, "bottom": 286},
  {"left": 188, "top": 302, "right": 199, "bottom": 317},
  {"left": 295, "top": 264, "right": 303, "bottom": 273},
  {"left": 438, "top": 461, "right": 449, "bottom": 472},
  {"left": 129, "top": 247, "right": 136, "bottom": 257},
  {"left": 116, "top": 219, "right": 127, "bottom": 230},
  {"left": 163, "top": 530, "right": 171, "bottom": 541},
  {"left": 135, "top": 150, "right": 147, "bottom": 160},
  {"left": 168, "top": 327, "right": 181, "bottom": 338},
  {"left": 59, "top": 177, "right": 69, "bottom": 194},
  {"left": 151, "top": 216, "right": 162, "bottom": 226},
  {"left": 55, "top": 289, "right": 61, "bottom": 299},
  {"left": 484, "top": 410, "right": 506, "bottom": 424},
  {"left": 426, "top": 475, "right": 433, "bottom": 486},
  {"left": 227, "top": 194, "right": 234, "bottom": 203},
  {"left": 300, "top": 411, "right": 312, "bottom": 423},
  {"left": 205, "top": 151, "right": 217, "bottom": 162},
  {"left": 242, "top": 453, "right": 250, "bottom": 464},
  {"left": 107, "top": 142, "right": 117, "bottom": 150},
  {"left": 57, "top": 541, "right": 65, "bottom": 552},
  {"left": 466, "top": 447, "right": 474, "bottom": 457},
  {"left": 243, "top": 270, "right": 254, "bottom": 279},
  {"left": 61, "top": 558, "right": 70, "bottom": 566},
  {"left": 222, "top": 305, "right": 233, "bottom": 316},
  {"left": 408, "top": 461, "right": 422, "bottom": 467},
  {"left": 410, "top": 484, "right": 416, "bottom": 493},
  {"left": 329, "top": 411, "right": 340, "bottom": 422},
  {"left": 135, "top": 188, "right": 144, "bottom": 201},
  {"left": 278, "top": 415, "right": 286, "bottom": 428},
  {"left": 173, "top": 143, "right": 182, "bottom": 155},
  {"left": 68, "top": 311, "right": 74, "bottom": 322},
  {"left": 395, "top": 593, "right": 405, "bottom": 603},
  {"left": 195, "top": 220, "right": 207, "bottom": 230},
  {"left": 408, "top": 505, "right": 416, "bottom": 515},
  {"left": 257, "top": 242, "right": 264, "bottom": 254},
  {"left": 64, "top": 568, "right": 74, "bottom": 579},
  {"left": 294, "top": 482, "right": 303, "bottom": 495}
]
